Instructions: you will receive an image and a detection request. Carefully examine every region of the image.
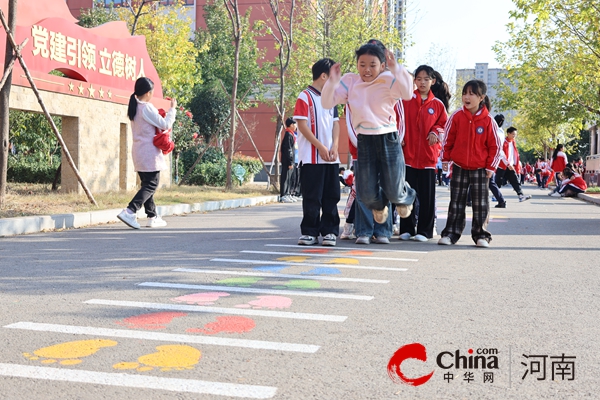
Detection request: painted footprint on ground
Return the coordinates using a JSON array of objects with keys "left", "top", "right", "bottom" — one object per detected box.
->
[
  {"left": 327, "top": 258, "right": 359, "bottom": 265},
  {"left": 186, "top": 316, "right": 256, "bottom": 335},
  {"left": 115, "top": 311, "right": 187, "bottom": 330},
  {"left": 113, "top": 345, "right": 201, "bottom": 372},
  {"left": 215, "top": 277, "right": 263, "bottom": 287},
  {"left": 272, "top": 280, "right": 321, "bottom": 290},
  {"left": 277, "top": 256, "right": 308, "bottom": 263},
  {"left": 171, "top": 292, "right": 230, "bottom": 305},
  {"left": 252, "top": 266, "right": 288, "bottom": 273},
  {"left": 235, "top": 295, "right": 292, "bottom": 309},
  {"left": 23, "top": 339, "right": 117, "bottom": 365},
  {"left": 302, "top": 267, "right": 341, "bottom": 275}
]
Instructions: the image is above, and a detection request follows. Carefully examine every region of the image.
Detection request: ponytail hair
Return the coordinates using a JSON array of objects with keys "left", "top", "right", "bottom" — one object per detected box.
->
[
  {"left": 127, "top": 77, "right": 154, "bottom": 121},
  {"left": 552, "top": 143, "right": 564, "bottom": 159},
  {"left": 431, "top": 70, "right": 451, "bottom": 112},
  {"left": 462, "top": 80, "right": 491, "bottom": 111}
]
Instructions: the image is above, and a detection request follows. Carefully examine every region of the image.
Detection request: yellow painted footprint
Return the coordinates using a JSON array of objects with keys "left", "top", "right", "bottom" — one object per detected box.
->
[
  {"left": 23, "top": 339, "right": 118, "bottom": 366},
  {"left": 113, "top": 345, "right": 201, "bottom": 372}
]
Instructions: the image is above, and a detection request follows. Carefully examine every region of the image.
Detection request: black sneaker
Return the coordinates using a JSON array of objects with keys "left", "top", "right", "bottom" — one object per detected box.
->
[{"left": 494, "top": 202, "right": 506, "bottom": 208}]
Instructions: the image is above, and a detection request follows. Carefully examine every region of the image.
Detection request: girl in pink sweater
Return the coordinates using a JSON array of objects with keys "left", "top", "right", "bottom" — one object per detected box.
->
[{"left": 322, "top": 43, "right": 415, "bottom": 225}]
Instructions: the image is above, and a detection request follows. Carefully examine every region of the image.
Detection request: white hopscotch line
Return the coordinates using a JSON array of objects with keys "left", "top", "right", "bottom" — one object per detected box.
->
[
  {"left": 138, "top": 282, "right": 374, "bottom": 301},
  {"left": 265, "top": 244, "right": 428, "bottom": 254},
  {"left": 211, "top": 258, "right": 408, "bottom": 272},
  {"left": 85, "top": 299, "right": 347, "bottom": 322},
  {"left": 173, "top": 268, "right": 390, "bottom": 284},
  {"left": 0, "top": 363, "right": 276, "bottom": 398},
  {"left": 4, "top": 322, "right": 319, "bottom": 354},
  {"left": 241, "top": 250, "right": 418, "bottom": 262}
]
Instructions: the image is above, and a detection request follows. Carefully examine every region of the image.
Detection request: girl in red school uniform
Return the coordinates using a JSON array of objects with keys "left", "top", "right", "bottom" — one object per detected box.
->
[
  {"left": 438, "top": 80, "right": 502, "bottom": 248},
  {"left": 398, "top": 65, "right": 450, "bottom": 242}
]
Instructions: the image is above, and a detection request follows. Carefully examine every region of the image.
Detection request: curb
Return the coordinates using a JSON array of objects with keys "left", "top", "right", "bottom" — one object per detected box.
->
[
  {"left": 577, "top": 192, "right": 600, "bottom": 206},
  {"left": 0, "top": 195, "right": 279, "bottom": 238}
]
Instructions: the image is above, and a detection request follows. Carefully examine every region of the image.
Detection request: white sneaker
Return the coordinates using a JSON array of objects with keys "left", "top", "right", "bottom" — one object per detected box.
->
[
  {"left": 298, "top": 235, "right": 318, "bottom": 245},
  {"left": 322, "top": 233, "right": 337, "bottom": 246},
  {"left": 396, "top": 204, "right": 413, "bottom": 218},
  {"left": 355, "top": 236, "right": 370, "bottom": 245},
  {"left": 550, "top": 192, "right": 561, "bottom": 198},
  {"left": 519, "top": 195, "right": 532, "bottom": 202},
  {"left": 280, "top": 195, "right": 294, "bottom": 203},
  {"left": 147, "top": 216, "right": 167, "bottom": 228},
  {"left": 373, "top": 236, "right": 390, "bottom": 244},
  {"left": 372, "top": 206, "right": 388, "bottom": 224},
  {"left": 340, "top": 223, "right": 355, "bottom": 240},
  {"left": 413, "top": 234, "right": 428, "bottom": 242},
  {"left": 117, "top": 209, "right": 140, "bottom": 229},
  {"left": 398, "top": 232, "right": 412, "bottom": 241},
  {"left": 476, "top": 238, "right": 490, "bottom": 248},
  {"left": 438, "top": 236, "right": 453, "bottom": 245}
]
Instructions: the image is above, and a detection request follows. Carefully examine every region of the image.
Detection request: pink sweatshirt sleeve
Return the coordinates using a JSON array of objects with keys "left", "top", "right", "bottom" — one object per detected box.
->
[
  {"left": 321, "top": 74, "right": 351, "bottom": 109},
  {"left": 389, "top": 64, "right": 414, "bottom": 101}
]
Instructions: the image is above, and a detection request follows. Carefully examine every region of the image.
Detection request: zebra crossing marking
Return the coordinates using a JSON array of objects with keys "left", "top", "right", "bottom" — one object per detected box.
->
[
  {"left": 172, "top": 268, "right": 389, "bottom": 284},
  {"left": 4, "top": 322, "right": 320, "bottom": 353},
  {"left": 265, "top": 244, "right": 428, "bottom": 254},
  {"left": 241, "top": 250, "right": 418, "bottom": 262},
  {"left": 211, "top": 258, "right": 408, "bottom": 272},
  {"left": 84, "top": 299, "right": 348, "bottom": 322},
  {"left": 0, "top": 363, "right": 277, "bottom": 398},
  {"left": 137, "top": 282, "right": 374, "bottom": 301}
]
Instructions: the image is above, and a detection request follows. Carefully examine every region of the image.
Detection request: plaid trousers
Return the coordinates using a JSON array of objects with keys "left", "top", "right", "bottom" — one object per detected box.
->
[{"left": 441, "top": 165, "right": 492, "bottom": 244}]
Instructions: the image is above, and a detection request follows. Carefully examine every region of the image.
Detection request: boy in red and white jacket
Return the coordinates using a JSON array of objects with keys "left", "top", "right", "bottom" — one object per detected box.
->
[{"left": 495, "top": 126, "right": 531, "bottom": 202}]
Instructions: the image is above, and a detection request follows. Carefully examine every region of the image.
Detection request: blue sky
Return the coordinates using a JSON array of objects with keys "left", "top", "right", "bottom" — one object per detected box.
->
[{"left": 403, "top": 0, "right": 516, "bottom": 76}]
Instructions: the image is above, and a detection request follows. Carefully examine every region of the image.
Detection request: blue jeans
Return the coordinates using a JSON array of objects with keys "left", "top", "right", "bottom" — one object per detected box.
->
[
  {"left": 353, "top": 159, "right": 392, "bottom": 237},
  {"left": 356, "top": 132, "right": 416, "bottom": 211}
]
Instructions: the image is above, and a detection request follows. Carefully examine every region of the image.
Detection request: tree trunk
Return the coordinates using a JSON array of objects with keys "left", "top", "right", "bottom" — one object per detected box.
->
[
  {"left": 0, "top": 0, "right": 17, "bottom": 209},
  {"left": 226, "top": 35, "right": 241, "bottom": 190}
]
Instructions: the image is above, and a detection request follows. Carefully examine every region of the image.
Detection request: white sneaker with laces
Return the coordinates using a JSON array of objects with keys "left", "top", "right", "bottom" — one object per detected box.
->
[
  {"left": 413, "top": 234, "right": 428, "bottom": 242},
  {"left": 438, "top": 236, "right": 453, "bottom": 245},
  {"left": 398, "top": 232, "right": 412, "bottom": 241},
  {"left": 476, "top": 238, "right": 490, "bottom": 248},
  {"left": 519, "top": 195, "right": 532, "bottom": 202},
  {"left": 298, "top": 235, "right": 318, "bottom": 245},
  {"left": 396, "top": 204, "right": 413, "bottom": 218},
  {"left": 372, "top": 206, "right": 388, "bottom": 224},
  {"left": 340, "top": 223, "right": 355, "bottom": 240},
  {"left": 117, "top": 209, "right": 140, "bottom": 229},
  {"left": 550, "top": 192, "right": 562, "bottom": 198},
  {"left": 322, "top": 233, "right": 336, "bottom": 246},
  {"left": 147, "top": 216, "right": 167, "bottom": 228},
  {"left": 280, "top": 195, "right": 294, "bottom": 203}
]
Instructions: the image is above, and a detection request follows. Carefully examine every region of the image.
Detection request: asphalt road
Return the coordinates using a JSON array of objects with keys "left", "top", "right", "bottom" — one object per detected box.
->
[{"left": 0, "top": 184, "right": 598, "bottom": 399}]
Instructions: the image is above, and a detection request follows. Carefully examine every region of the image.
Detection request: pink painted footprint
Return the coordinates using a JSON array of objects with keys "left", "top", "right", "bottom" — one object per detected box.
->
[
  {"left": 235, "top": 295, "right": 292, "bottom": 309},
  {"left": 115, "top": 312, "right": 187, "bottom": 330},
  {"left": 171, "top": 292, "right": 230, "bottom": 306},
  {"left": 186, "top": 316, "right": 256, "bottom": 335}
]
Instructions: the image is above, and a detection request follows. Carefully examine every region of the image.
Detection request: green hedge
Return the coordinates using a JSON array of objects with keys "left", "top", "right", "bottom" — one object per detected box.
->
[
  {"left": 186, "top": 150, "right": 262, "bottom": 186},
  {"left": 7, "top": 155, "right": 59, "bottom": 184}
]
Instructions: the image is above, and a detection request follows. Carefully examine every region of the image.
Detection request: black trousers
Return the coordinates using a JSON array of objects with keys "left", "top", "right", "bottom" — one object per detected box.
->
[
  {"left": 400, "top": 167, "right": 436, "bottom": 238},
  {"left": 280, "top": 162, "right": 294, "bottom": 197},
  {"left": 300, "top": 163, "right": 340, "bottom": 237},
  {"left": 128, "top": 171, "right": 160, "bottom": 218},
  {"left": 495, "top": 168, "right": 523, "bottom": 196}
]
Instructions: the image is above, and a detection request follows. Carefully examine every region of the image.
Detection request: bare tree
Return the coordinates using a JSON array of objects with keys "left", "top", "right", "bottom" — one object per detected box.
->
[
  {"left": 265, "top": 0, "right": 295, "bottom": 190},
  {"left": 0, "top": 0, "right": 17, "bottom": 208},
  {"left": 223, "top": 0, "right": 243, "bottom": 190},
  {"left": 125, "top": 0, "right": 159, "bottom": 35}
]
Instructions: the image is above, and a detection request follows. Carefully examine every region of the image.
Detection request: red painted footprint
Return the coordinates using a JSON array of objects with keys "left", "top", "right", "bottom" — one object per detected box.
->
[
  {"left": 115, "top": 312, "right": 187, "bottom": 330},
  {"left": 186, "top": 316, "right": 256, "bottom": 335}
]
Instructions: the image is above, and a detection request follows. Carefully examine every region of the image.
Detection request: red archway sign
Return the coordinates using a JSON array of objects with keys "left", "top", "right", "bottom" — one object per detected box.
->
[{"left": 0, "top": 0, "right": 166, "bottom": 105}]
